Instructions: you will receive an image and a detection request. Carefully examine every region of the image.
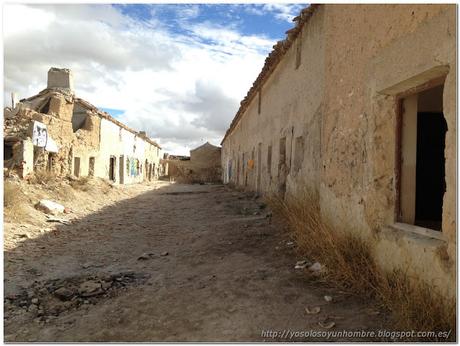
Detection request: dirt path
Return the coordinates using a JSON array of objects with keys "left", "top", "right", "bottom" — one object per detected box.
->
[{"left": 5, "top": 182, "right": 391, "bottom": 341}]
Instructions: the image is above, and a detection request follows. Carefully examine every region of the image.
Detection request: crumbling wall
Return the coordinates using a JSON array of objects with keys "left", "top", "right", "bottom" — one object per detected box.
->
[
  {"left": 4, "top": 90, "right": 101, "bottom": 179},
  {"left": 4, "top": 68, "right": 163, "bottom": 185}
]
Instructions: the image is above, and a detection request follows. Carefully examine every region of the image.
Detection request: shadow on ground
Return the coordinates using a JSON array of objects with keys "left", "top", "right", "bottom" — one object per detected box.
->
[{"left": 5, "top": 182, "right": 391, "bottom": 342}]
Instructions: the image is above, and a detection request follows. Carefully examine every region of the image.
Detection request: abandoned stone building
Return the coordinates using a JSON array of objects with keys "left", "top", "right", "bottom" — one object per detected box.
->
[
  {"left": 166, "top": 142, "right": 221, "bottom": 183},
  {"left": 4, "top": 68, "right": 164, "bottom": 184},
  {"left": 221, "top": 5, "right": 456, "bottom": 297}
]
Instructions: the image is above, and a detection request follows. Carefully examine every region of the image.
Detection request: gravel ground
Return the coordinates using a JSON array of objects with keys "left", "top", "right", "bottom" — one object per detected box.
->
[{"left": 4, "top": 182, "right": 391, "bottom": 341}]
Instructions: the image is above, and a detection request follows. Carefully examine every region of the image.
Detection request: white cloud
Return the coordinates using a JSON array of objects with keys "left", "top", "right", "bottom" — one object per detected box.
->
[
  {"left": 3, "top": 4, "right": 275, "bottom": 155},
  {"left": 242, "top": 3, "right": 305, "bottom": 23}
]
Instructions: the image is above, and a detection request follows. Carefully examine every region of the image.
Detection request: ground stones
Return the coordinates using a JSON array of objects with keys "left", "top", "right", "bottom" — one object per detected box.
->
[
  {"left": 54, "top": 287, "right": 75, "bottom": 301},
  {"left": 5, "top": 272, "right": 149, "bottom": 322},
  {"left": 35, "top": 199, "right": 65, "bottom": 215}
]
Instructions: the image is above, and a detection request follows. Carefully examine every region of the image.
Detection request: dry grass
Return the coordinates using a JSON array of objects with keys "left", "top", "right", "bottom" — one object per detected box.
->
[
  {"left": 378, "top": 270, "right": 456, "bottom": 339},
  {"left": 269, "top": 192, "right": 380, "bottom": 295},
  {"left": 269, "top": 190, "right": 455, "bottom": 341},
  {"left": 100, "top": 179, "right": 113, "bottom": 194},
  {"left": 69, "top": 177, "right": 91, "bottom": 191},
  {"left": 4, "top": 180, "right": 29, "bottom": 222},
  {"left": 29, "top": 170, "right": 57, "bottom": 186}
]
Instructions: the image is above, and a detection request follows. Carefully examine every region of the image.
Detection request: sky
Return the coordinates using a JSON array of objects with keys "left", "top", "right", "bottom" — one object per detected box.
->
[{"left": 4, "top": 3, "right": 307, "bottom": 155}]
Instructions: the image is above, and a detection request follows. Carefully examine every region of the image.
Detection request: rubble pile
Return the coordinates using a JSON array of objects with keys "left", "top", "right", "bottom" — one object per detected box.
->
[{"left": 4, "top": 272, "right": 149, "bottom": 325}]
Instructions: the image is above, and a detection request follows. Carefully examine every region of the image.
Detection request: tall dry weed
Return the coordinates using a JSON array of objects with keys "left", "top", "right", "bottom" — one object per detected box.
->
[
  {"left": 69, "top": 177, "right": 91, "bottom": 191},
  {"left": 269, "top": 190, "right": 455, "bottom": 341},
  {"left": 270, "top": 191, "right": 381, "bottom": 295},
  {"left": 30, "top": 170, "right": 57, "bottom": 185},
  {"left": 4, "top": 180, "right": 29, "bottom": 222}
]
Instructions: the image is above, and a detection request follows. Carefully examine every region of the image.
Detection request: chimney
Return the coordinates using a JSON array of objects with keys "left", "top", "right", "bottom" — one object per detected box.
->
[
  {"left": 11, "top": 92, "right": 18, "bottom": 108},
  {"left": 47, "top": 67, "right": 74, "bottom": 93},
  {"left": 139, "top": 131, "right": 147, "bottom": 138}
]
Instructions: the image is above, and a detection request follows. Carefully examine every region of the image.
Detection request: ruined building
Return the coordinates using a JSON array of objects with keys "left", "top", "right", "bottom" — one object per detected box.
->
[
  {"left": 4, "top": 68, "right": 164, "bottom": 184},
  {"left": 221, "top": 5, "right": 456, "bottom": 297},
  {"left": 166, "top": 142, "right": 221, "bottom": 183}
]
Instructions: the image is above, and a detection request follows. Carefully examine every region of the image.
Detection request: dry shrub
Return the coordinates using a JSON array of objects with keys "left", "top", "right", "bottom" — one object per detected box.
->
[
  {"left": 4, "top": 180, "right": 29, "bottom": 222},
  {"left": 378, "top": 270, "right": 456, "bottom": 340},
  {"left": 100, "top": 179, "right": 113, "bottom": 195},
  {"left": 30, "top": 170, "right": 57, "bottom": 185},
  {"left": 269, "top": 190, "right": 455, "bottom": 341},
  {"left": 69, "top": 177, "right": 91, "bottom": 191},
  {"left": 270, "top": 191, "right": 380, "bottom": 295}
]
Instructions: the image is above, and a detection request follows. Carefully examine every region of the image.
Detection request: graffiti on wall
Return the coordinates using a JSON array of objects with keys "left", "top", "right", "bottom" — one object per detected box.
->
[{"left": 126, "top": 157, "right": 142, "bottom": 177}]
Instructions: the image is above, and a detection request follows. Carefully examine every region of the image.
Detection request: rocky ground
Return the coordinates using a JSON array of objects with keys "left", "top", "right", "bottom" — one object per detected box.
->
[{"left": 4, "top": 181, "right": 392, "bottom": 341}]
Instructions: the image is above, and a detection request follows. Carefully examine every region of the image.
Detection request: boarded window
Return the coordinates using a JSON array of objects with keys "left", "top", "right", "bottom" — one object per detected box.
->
[{"left": 293, "top": 136, "right": 304, "bottom": 173}]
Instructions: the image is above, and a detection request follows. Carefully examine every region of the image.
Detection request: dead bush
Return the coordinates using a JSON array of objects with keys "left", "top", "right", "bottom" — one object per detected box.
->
[
  {"left": 270, "top": 191, "right": 380, "bottom": 295},
  {"left": 100, "top": 179, "right": 113, "bottom": 195},
  {"left": 4, "top": 180, "right": 29, "bottom": 222},
  {"left": 30, "top": 170, "right": 57, "bottom": 186},
  {"left": 69, "top": 177, "right": 91, "bottom": 191},
  {"left": 378, "top": 270, "right": 455, "bottom": 340},
  {"left": 269, "top": 190, "right": 455, "bottom": 341}
]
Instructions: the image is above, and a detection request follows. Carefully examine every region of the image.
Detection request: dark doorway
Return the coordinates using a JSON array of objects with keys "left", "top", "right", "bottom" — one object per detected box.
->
[
  {"left": 74, "top": 157, "right": 81, "bottom": 177},
  {"left": 414, "top": 112, "right": 447, "bottom": 231},
  {"left": 4, "top": 143, "right": 13, "bottom": 160},
  {"left": 109, "top": 157, "right": 116, "bottom": 182},
  {"left": 47, "top": 153, "right": 54, "bottom": 172}
]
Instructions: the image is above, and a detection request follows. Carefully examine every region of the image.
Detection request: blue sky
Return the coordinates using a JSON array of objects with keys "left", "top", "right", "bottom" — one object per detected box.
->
[
  {"left": 115, "top": 4, "right": 304, "bottom": 40},
  {"left": 5, "top": 3, "right": 308, "bottom": 154}
]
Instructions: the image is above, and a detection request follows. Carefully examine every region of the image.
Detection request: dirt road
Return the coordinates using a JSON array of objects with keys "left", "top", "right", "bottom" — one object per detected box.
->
[{"left": 5, "top": 182, "right": 390, "bottom": 341}]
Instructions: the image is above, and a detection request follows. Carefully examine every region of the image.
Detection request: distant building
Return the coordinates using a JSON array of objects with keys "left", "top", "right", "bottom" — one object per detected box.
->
[
  {"left": 166, "top": 142, "right": 221, "bottom": 183},
  {"left": 4, "top": 67, "right": 165, "bottom": 184}
]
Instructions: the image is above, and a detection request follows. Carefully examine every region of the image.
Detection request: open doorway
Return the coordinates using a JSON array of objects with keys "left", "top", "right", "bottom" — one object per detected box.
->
[
  {"left": 109, "top": 156, "right": 116, "bottom": 182},
  {"left": 74, "top": 157, "right": 81, "bottom": 177},
  {"left": 398, "top": 84, "right": 446, "bottom": 231}
]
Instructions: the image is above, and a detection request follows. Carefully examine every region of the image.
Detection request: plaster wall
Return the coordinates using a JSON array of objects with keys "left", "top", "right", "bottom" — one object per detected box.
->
[
  {"left": 222, "top": 4, "right": 456, "bottom": 297},
  {"left": 97, "top": 119, "right": 161, "bottom": 184},
  {"left": 222, "top": 6, "right": 325, "bottom": 197},
  {"left": 320, "top": 4, "right": 456, "bottom": 297}
]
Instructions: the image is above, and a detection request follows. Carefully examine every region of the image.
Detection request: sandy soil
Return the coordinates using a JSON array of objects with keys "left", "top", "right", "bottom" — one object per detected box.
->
[{"left": 4, "top": 182, "right": 391, "bottom": 341}]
